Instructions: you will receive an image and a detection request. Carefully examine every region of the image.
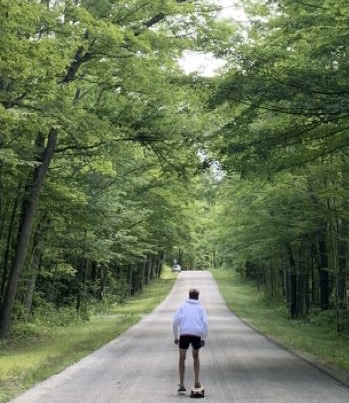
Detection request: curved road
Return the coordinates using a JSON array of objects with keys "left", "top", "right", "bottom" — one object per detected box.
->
[{"left": 8, "top": 271, "right": 349, "bottom": 403}]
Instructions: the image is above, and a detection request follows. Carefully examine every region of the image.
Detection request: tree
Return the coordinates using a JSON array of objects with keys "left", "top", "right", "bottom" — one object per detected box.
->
[
  {"left": 0, "top": 0, "right": 229, "bottom": 338},
  {"left": 210, "top": 0, "right": 348, "bottom": 174},
  {"left": 206, "top": 0, "right": 349, "bottom": 328}
]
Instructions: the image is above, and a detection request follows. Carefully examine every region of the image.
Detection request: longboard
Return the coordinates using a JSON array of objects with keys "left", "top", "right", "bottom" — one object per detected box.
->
[{"left": 190, "top": 386, "right": 204, "bottom": 398}]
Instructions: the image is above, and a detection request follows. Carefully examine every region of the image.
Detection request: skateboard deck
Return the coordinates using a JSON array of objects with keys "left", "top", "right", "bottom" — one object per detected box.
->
[{"left": 190, "top": 386, "right": 204, "bottom": 398}]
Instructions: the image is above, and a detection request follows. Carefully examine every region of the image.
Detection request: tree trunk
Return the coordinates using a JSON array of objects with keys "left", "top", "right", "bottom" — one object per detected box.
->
[
  {"left": 286, "top": 248, "right": 297, "bottom": 319},
  {"left": 128, "top": 265, "right": 133, "bottom": 297},
  {"left": 97, "top": 263, "right": 107, "bottom": 301},
  {"left": 23, "top": 239, "right": 42, "bottom": 317},
  {"left": 318, "top": 238, "right": 330, "bottom": 311},
  {"left": 0, "top": 129, "right": 57, "bottom": 339},
  {"left": 0, "top": 195, "right": 19, "bottom": 303},
  {"left": 295, "top": 247, "right": 307, "bottom": 318}
]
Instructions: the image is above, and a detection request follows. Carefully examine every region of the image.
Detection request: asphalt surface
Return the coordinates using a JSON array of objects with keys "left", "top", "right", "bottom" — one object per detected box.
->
[{"left": 8, "top": 271, "right": 349, "bottom": 403}]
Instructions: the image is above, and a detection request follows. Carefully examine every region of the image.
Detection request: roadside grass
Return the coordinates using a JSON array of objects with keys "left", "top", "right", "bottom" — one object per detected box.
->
[
  {"left": 211, "top": 267, "right": 348, "bottom": 378},
  {"left": 0, "top": 268, "right": 177, "bottom": 403}
]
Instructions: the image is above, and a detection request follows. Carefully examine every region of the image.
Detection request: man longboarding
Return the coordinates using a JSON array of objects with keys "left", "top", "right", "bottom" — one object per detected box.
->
[{"left": 173, "top": 288, "right": 208, "bottom": 396}]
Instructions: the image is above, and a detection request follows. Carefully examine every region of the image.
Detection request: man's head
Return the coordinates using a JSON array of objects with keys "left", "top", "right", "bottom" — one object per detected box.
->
[{"left": 189, "top": 288, "right": 200, "bottom": 300}]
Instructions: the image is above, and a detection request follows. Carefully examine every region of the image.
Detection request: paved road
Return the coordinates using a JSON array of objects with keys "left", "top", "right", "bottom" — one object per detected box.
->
[{"left": 8, "top": 271, "right": 349, "bottom": 403}]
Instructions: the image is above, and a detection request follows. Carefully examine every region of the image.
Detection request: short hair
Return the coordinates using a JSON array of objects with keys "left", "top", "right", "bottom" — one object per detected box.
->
[{"left": 189, "top": 288, "right": 200, "bottom": 300}]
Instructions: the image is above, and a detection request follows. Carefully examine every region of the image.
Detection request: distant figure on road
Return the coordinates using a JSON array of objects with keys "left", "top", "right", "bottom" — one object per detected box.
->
[{"left": 173, "top": 288, "right": 208, "bottom": 393}]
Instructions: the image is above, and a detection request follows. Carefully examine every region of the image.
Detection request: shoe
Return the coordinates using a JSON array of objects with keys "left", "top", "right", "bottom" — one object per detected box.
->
[
  {"left": 178, "top": 384, "right": 186, "bottom": 393},
  {"left": 194, "top": 381, "right": 201, "bottom": 388}
]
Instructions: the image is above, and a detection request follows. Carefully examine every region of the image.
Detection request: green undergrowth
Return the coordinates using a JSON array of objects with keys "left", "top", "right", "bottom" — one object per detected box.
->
[
  {"left": 0, "top": 268, "right": 177, "bottom": 403},
  {"left": 211, "top": 267, "right": 348, "bottom": 379}
]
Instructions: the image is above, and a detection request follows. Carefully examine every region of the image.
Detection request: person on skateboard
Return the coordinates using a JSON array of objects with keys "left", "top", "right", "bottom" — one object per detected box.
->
[{"left": 173, "top": 288, "right": 208, "bottom": 394}]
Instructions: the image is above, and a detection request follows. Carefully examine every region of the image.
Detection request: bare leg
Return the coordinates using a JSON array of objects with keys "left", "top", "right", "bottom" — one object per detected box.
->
[
  {"left": 192, "top": 349, "right": 200, "bottom": 386},
  {"left": 179, "top": 348, "right": 187, "bottom": 386}
]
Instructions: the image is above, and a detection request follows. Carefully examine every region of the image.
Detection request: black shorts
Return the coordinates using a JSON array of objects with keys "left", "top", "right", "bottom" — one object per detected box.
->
[{"left": 179, "top": 335, "right": 202, "bottom": 350}]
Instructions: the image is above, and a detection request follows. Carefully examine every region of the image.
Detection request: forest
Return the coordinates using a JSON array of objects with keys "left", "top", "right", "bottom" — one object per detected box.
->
[{"left": 0, "top": 0, "right": 348, "bottom": 341}]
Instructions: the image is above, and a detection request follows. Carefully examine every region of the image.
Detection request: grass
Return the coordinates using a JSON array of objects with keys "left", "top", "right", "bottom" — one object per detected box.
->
[
  {"left": 212, "top": 267, "right": 349, "bottom": 381},
  {"left": 0, "top": 268, "right": 177, "bottom": 403}
]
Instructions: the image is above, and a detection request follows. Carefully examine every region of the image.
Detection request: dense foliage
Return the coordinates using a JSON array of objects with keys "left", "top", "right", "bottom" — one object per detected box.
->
[
  {"left": 207, "top": 0, "right": 349, "bottom": 332},
  {"left": 0, "top": 0, "right": 229, "bottom": 338},
  {"left": 0, "top": 0, "right": 348, "bottom": 341}
]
